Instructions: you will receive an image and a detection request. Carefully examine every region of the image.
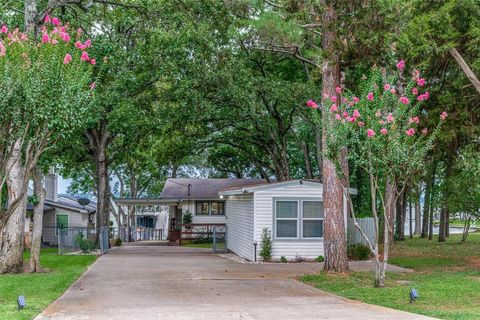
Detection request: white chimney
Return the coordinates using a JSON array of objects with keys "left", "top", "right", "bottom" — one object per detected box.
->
[{"left": 45, "top": 167, "right": 58, "bottom": 201}]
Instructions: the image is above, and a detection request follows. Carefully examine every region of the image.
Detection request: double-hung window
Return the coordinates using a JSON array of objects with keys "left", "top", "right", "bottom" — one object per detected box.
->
[
  {"left": 195, "top": 201, "right": 225, "bottom": 216},
  {"left": 275, "top": 200, "right": 323, "bottom": 239}
]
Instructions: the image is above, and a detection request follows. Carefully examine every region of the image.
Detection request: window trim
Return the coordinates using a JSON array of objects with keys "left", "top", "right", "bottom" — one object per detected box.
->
[
  {"left": 195, "top": 200, "right": 226, "bottom": 216},
  {"left": 273, "top": 198, "right": 323, "bottom": 241}
]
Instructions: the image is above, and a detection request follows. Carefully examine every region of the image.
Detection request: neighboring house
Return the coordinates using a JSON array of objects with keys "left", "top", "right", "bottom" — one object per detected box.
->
[
  {"left": 25, "top": 172, "right": 96, "bottom": 246},
  {"left": 161, "top": 178, "right": 352, "bottom": 261}
]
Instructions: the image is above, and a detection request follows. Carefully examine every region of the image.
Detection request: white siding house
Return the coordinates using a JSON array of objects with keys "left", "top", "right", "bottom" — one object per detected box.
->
[{"left": 221, "top": 180, "right": 350, "bottom": 261}]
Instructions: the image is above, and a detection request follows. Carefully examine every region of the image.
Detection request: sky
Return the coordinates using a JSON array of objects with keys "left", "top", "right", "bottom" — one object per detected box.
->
[{"left": 58, "top": 175, "right": 71, "bottom": 194}]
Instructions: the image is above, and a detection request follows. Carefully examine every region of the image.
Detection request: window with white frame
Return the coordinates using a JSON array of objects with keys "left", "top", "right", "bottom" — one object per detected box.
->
[{"left": 275, "top": 200, "right": 323, "bottom": 239}]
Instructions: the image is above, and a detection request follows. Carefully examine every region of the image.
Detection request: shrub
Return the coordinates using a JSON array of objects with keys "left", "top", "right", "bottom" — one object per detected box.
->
[
  {"left": 74, "top": 232, "right": 95, "bottom": 253},
  {"left": 280, "top": 256, "right": 288, "bottom": 263},
  {"left": 114, "top": 238, "right": 122, "bottom": 246},
  {"left": 348, "top": 244, "right": 372, "bottom": 260},
  {"left": 259, "top": 228, "right": 272, "bottom": 261},
  {"left": 182, "top": 212, "right": 193, "bottom": 229},
  {"left": 315, "top": 255, "right": 325, "bottom": 262}
]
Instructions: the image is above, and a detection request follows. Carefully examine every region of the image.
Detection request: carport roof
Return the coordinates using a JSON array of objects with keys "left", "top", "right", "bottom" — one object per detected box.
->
[{"left": 160, "top": 178, "right": 267, "bottom": 199}]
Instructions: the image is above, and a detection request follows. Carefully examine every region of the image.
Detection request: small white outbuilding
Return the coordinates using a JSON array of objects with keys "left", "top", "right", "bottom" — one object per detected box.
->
[{"left": 220, "top": 180, "right": 348, "bottom": 261}]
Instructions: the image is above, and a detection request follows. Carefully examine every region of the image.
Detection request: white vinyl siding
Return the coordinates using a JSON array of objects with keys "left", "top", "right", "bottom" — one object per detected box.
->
[
  {"left": 179, "top": 200, "right": 227, "bottom": 224},
  {"left": 254, "top": 183, "right": 325, "bottom": 260},
  {"left": 225, "top": 195, "right": 254, "bottom": 261}
]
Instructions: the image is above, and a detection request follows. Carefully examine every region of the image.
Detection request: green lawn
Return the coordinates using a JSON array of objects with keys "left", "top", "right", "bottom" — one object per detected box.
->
[
  {"left": 182, "top": 242, "right": 213, "bottom": 248},
  {"left": 0, "top": 248, "right": 97, "bottom": 320},
  {"left": 302, "top": 233, "right": 480, "bottom": 320}
]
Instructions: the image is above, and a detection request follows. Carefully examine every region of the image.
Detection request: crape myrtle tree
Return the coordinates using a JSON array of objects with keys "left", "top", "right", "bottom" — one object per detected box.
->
[
  {"left": 0, "top": 18, "right": 94, "bottom": 273},
  {"left": 308, "top": 61, "right": 447, "bottom": 287}
]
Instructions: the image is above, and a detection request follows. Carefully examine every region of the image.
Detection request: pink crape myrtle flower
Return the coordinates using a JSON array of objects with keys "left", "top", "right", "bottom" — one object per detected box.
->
[
  {"left": 75, "top": 41, "right": 86, "bottom": 50},
  {"left": 406, "top": 128, "right": 416, "bottom": 136},
  {"left": 61, "top": 32, "right": 71, "bottom": 42},
  {"left": 422, "top": 128, "right": 428, "bottom": 135},
  {"left": 399, "top": 96, "right": 410, "bottom": 105},
  {"left": 367, "top": 92, "right": 374, "bottom": 101},
  {"left": 90, "top": 58, "right": 96, "bottom": 65},
  {"left": 342, "top": 111, "right": 349, "bottom": 118},
  {"left": 396, "top": 60, "right": 405, "bottom": 70},
  {"left": 335, "top": 114, "right": 341, "bottom": 121},
  {"left": 383, "top": 84, "right": 391, "bottom": 91},
  {"left": 380, "top": 128, "right": 388, "bottom": 135},
  {"left": 440, "top": 111, "right": 448, "bottom": 120},
  {"left": 352, "top": 96, "right": 360, "bottom": 103},
  {"left": 417, "top": 78, "right": 426, "bottom": 86},
  {"left": 417, "top": 91, "right": 430, "bottom": 101},
  {"left": 84, "top": 39, "right": 92, "bottom": 48},
  {"left": 390, "top": 88, "right": 397, "bottom": 94},
  {"left": 412, "top": 87, "right": 418, "bottom": 95},
  {"left": 330, "top": 96, "right": 337, "bottom": 102},
  {"left": 90, "top": 82, "right": 96, "bottom": 90},
  {"left": 379, "top": 119, "right": 385, "bottom": 125},
  {"left": 44, "top": 15, "right": 51, "bottom": 24},
  {"left": 343, "top": 98, "right": 348, "bottom": 103},
  {"left": 345, "top": 116, "right": 353, "bottom": 122},
  {"left": 358, "top": 121, "right": 365, "bottom": 127},
  {"left": 375, "top": 110, "right": 382, "bottom": 117},
  {"left": 386, "top": 113, "right": 395, "bottom": 123},
  {"left": 306, "top": 100, "right": 319, "bottom": 109},
  {"left": 335, "top": 86, "right": 342, "bottom": 94},
  {"left": 51, "top": 39, "right": 58, "bottom": 45},
  {"left": 409, "top": 116, "right": 420, "bottom": 124},
  {"left": 330, "top": 104, "right": 338, "bottom": 112},
  {"left": 367, "top": 129, "right": 376, "bottom": 137},
  {"left": 81, "top": 51, "right": 90, "bottom": 62},
  {"left": 1, "top": 25, "right": 8, "bottom": 34},
  {"left": 41, "top": 33, "right": 50, "bottom": 43},
  {"left": 51, "top": 17, "right": 61, "bottom": 26},
  {"left": 63, "top": 53, "right": 72, "bottom": 64},
  {"left": 352, "top": 109, "right": 360, "bottom": 118}
]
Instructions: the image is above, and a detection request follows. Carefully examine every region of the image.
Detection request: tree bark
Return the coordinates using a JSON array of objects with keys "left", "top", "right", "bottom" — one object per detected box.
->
[
  {"left": 28, "top": 167, "right": 45, "bottom": 273},
  {"left": 86, "top": 122, "right": 111, "bottom": 244},
  {"left": 0, "top": 142, "right": 27, "bottom": 274},
  {"left": 415, "top": 194, "right": 421, "bottom": 235},
  {"left": 439, "top": 156, "right": 453, "bottom": 242},
  {"left": 421, "top": 164, "right": 436, "bottom": 238},
  {"left": 384, "top": 177, "right": 396, "bottom": 244},
  {"left": 320, "top": 1, "right": 348, "bottom": 273},
  {"left": 301, "top": 142, "right": 313, "bottom": 179},
  {"left": 449, "top": 48, "right": 480, "bottom": 95},
  {"left": 409, "top": 201, "right": 413, "bottom": 239},
  {"left": 24, "top": 0, "right": 38, "bottom": 35}
]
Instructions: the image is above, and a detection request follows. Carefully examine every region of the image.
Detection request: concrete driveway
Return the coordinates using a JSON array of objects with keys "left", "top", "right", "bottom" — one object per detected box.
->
[{"left": 36, "top": 243, "right": 434, "bottom": 320}]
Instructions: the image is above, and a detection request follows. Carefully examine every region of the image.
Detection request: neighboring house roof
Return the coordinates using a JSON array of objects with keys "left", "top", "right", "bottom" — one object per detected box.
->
[
  {"left": 26, "top": 203, "right": 55, "bottom": 212},
  {"left": 161, "top": 178, "right": 267, "bottom": 200},
  {"left": 57, "top": 195, "right": 97, "bottom": 213},
  {"left": 45, "top": 198, "right": 96, "bottom": 214}
]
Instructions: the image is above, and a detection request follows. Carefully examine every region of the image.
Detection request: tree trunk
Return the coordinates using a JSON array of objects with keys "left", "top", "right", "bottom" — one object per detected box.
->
[
  {"left": 28, "top": 167, "right": 45, "bottom": 273},
  {"left": 24, "top": 0, "right": 38, "bottom": 35},
  {"left": 408, "top": 201, "right": 412, "bottom": 238},
  {"left": 421, "top": 164, "right": 436, "bottom": 238},
  {"left": 0, "top": 143, "right": 27, "bottom": 274},
  {"left": 86, "top": 122, "right": 111, "bottom": 244},
  {"left": 320, "top": 2, "right": 348, "bottom": 273},
  {"left": 449, "top": 48, "right": 480, "bottom": 95},
  {"left": 414, "top": 197, "right": 421, "bottom": 235},
  {"left": 395, "top": 188, "right": 405, "bottom": 241},
  {"left": 439, "top": 157, "right": 453, "bottom": 242},
  {"left": 384, "top": 177, "right": 396, "bottom": 244},
  {"left": 301, "top": 142, "right": 313, "bottom": 179},
  {"left": 428, "top": 203, "right": 434, "bottom": 240}
]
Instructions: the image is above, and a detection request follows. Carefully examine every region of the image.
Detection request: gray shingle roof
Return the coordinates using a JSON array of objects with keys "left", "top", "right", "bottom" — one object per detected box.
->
[{"left": 161, "top": 178, "right": 267, "bottom": 199}]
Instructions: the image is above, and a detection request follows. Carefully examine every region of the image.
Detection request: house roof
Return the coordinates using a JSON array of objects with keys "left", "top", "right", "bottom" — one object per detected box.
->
[
  {"left": 45, "top": 198, "right": 96, "bottom": 214},
  {"left": 161, "top": 178, "right": 267, "bottom": 200},
  {"left": 218, "top": 179, "right": 358, "bottom": 196}
]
